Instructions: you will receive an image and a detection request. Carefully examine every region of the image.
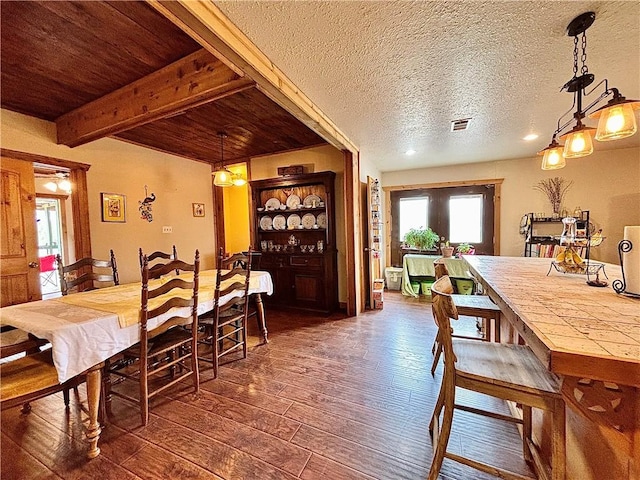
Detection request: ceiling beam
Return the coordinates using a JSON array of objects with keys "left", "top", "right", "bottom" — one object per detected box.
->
[
  {"left": 146, "top": 0, "right": 359, "bottom": 155},
  {"left": 56, "top": 48, "right": 255, "bottom": 147}
]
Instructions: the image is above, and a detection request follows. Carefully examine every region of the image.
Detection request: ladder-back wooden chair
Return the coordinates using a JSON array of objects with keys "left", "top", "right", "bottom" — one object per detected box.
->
[
  {"left": 430, "top": 261, "right": 501, "bottom": 374},
  {"left": 428, "top": 275, "right": 565, "bottom": 480},
  {"left": 108, "top": 251, "right": 200, "bottom": 426},
  {"left": 139, "top": 245, "right": 178, "bottom": 275},
  {"left": 198, "top": 248, "right": 252, "bottom": 378},
  {"left": 0, "top": 350, "right": 84, "bottom": 413},
  {"left": 57, "top": 250, "right": 119, "bottom": 295}
]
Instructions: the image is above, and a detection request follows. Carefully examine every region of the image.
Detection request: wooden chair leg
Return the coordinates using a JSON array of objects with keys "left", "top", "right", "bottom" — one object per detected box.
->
[
  {"left": 242, "top": 317, "right": 247, "bottom": 359},
  {"left": 20, "top": 402, "right": 32, "bottom": 414},
  {"left": 429, "top": 382, "right": 446, "bottom": 435},
  {"left": 431, "top": 342, "right": 443, "bottom": 376},
  {"left": 522, "top": 405, "right": 533, "bottom": 462},
  {"left": 212, "top": 326, "right": 220, "bottom": 379},
  {"left": 63, "top": 387, "right": 70, "bottom": 407},
  {"left": 140, "top": 358, "right": 149, "bottom": 426},
  {"left": 552, "top": 399, "right": 566, "bottom": 480},
  {"left": 428, "top": 392, "right": 455, "bottom": 480},
  {"left": 191, "top": 335, "right": 199, "bottom": 393}
]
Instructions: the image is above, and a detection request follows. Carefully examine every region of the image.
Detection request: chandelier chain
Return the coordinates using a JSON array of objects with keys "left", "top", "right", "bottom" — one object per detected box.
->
[
  {"left": 580, "top": 32, "right": 588, "bottom": 75},
  {"left": 572, "top": 35, "right": 579, "bottom": 77}
]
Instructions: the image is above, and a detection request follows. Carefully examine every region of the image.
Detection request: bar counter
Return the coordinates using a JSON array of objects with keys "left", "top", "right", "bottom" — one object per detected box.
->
[{"left": 463, "top": 255, "right": 638, "bottom": 480}]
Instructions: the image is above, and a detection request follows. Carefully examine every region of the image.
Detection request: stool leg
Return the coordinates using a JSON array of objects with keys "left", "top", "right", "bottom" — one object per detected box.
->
[
  {"left": 494, "top": 313, "right": 501, "bottom": 343},
  {"left": 552, "top": 398, "right": 566, "bottom": 480},
  {"left": 522, "top": 405, "right": 532, "bottom": 462}
]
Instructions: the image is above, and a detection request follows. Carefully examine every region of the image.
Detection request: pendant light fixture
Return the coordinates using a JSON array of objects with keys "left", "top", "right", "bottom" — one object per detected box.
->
[
  {"left": 213, "top": 132, "right": 233, "bottom": 187},
  {"left": 539, "top": 12, "right": 639, "bottom": 170}
]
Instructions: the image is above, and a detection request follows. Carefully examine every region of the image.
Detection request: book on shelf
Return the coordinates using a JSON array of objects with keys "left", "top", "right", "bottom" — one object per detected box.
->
[{"left": 529, "top": 244, "right": 586, "bottom": 258}]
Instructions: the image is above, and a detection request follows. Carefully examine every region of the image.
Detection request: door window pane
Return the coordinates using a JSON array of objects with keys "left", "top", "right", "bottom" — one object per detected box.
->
[
  {"left": 399, "top": 197, "right": 429, "bottom": 240},
  {"left": 449, "top": 195, "right": 483, "bottom": 243}
]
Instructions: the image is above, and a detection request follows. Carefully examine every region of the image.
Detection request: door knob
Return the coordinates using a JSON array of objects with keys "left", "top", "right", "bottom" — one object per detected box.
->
[{"left": 28, "top": 262, "right": 39, "bottom": 268}]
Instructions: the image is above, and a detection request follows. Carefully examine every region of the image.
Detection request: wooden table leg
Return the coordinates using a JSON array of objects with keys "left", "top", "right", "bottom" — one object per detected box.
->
[
  {"left": 254, "top": 294, "right": 268, "bottom": 343},
  {"left": 85, "top": 364, "right": 103, "bottom": 459}
]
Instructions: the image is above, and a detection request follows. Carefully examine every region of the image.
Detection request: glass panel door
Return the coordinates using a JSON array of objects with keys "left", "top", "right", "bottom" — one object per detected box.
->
[{"left": 36, "top": 197, "right": 62, "bottom": 295}]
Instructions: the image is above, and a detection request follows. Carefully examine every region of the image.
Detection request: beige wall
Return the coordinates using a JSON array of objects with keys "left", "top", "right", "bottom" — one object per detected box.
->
[
  {"left": 382, "top": 146, "right": 640, "bottom": 264},
  {"left": 1, "top": 109, "right": 217, "bottom": 283},
  {"left": 250, "top": 145, "right": 348, "bottom": 302}
]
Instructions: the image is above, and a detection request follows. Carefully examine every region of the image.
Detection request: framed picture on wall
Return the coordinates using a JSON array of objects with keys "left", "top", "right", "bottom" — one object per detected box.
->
[
  {"left": 192, "top": 203, "right": 205, "bottom": 217},
  {"left": 101, "top": 193, "right": 126, "bottom": 223}
]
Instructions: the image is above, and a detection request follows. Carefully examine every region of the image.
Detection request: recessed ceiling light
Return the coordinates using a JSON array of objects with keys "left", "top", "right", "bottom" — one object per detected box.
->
[
  {"left": 405, "top": 149, "right": 416, "bottom": 155},
  {"left": 523, "top": 134, "right": 539, "bottom": 141}
]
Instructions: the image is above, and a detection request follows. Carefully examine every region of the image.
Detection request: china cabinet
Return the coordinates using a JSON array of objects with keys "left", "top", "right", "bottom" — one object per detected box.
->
[{"left": 249, "top": 171, "right": 337, "bottom": 313}]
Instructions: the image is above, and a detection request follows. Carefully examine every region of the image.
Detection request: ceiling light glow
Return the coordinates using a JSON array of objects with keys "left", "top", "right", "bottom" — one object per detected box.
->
[
  {"left": 523, "top": 134, "right": 539, "bottom": 141},
  {"left": 405, "top": 149, "right": 416, "bottom": 156}
]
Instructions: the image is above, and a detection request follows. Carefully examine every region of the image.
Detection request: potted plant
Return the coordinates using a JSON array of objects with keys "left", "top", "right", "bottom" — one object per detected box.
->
[
  {"left": 456, "top": 242, "right": 475, "bottom": 257},
  {"left": 441, "top": 241, "right": 455, "bottom": 258},
  {"left": 403, "top": 227, "right": 439, "bottom": 251}
]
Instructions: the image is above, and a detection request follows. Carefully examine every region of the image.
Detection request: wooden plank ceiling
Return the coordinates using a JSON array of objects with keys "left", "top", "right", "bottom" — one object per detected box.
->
[{"left": 0, "top": 0, "right": 326, "bottom": 165}]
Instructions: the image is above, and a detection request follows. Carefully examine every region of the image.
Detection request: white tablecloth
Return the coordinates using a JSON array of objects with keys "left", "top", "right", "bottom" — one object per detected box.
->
[{"left": 0, "top": 270, "right": 273, "bottom": 382}]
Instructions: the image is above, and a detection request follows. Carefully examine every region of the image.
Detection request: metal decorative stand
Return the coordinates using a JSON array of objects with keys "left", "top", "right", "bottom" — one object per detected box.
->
[{"left": 612, "top": 240, "right": 640, "bottom": 298}]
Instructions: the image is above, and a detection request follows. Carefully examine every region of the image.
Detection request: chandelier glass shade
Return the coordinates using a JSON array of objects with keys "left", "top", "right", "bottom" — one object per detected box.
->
[
  {"left": 559, "top": 124, "right": 596, "bottom": 159},
  {"left": 590, "top": 97, "right": 640, "bottom": 142},
  {"left": 538, "top": 138, "right": 566, "bottom": 170},
  {"left": 539, "top": 12, "right": 639, "bottom": 170}
]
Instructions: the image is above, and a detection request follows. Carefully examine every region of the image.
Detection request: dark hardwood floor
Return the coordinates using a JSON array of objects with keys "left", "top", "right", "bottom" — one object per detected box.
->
[{"left": 1, "top": 291, "right": 534, "bottom": 479}]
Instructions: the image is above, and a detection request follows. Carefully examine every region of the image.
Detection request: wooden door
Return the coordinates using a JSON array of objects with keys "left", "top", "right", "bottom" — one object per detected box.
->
[{"left": 1, "top": 157, "right": 41, "bottom": 306}]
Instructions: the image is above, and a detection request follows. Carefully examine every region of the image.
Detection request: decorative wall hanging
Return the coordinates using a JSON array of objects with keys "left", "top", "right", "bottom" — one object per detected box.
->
[
  {"left": 192, "top": 203, "right": 205, "bottom": 217},
  {"left": 101, "top": 193, "right": 126, "bottom": 223},
  {"left": 138, "top": 185, "right": 156, "bottom": 222}
]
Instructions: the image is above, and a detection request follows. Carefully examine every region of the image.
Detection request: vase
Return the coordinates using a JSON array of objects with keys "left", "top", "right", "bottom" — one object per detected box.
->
[
  {"left": 552, "top": 202, "right": 561, "bottom": 219},
  {"left": 441, "top": 246, "right": 454, "bottom": 258}
]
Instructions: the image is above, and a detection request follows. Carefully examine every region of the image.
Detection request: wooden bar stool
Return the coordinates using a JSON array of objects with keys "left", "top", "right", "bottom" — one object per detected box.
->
[
  {"left": 430, "top": 261, "right": 501, "bottom": 375},
  {"left": 428, "top": 276, "right": 566, "bottom": 480}
]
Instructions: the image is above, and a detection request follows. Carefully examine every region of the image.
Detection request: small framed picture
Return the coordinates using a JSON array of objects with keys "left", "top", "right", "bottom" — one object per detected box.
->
[
  {"left": 192, "top": 203, "right": 205, "bottom": 217},
  {"left": 101, "top": 193, "right": 126, "bottom": 223}
]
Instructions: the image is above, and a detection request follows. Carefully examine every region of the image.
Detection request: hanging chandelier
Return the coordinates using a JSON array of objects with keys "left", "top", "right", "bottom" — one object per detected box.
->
[
  {"left": 538, "top": 12, "right": 639, "bottom": 170},
  {"left": 213, "top": 132, "right": 234, "bottom": 187},
  {"left": 212, "top": 132, "right": 247, "bottom": 187}
]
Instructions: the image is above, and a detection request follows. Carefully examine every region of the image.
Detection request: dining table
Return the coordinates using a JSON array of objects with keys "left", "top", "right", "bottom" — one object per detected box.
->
[
  {"left": 0, "top": 269, "right": 273, "bottom": 458},
  {"left": 463, "top": 255, "right": 639, "bottom": 479}
]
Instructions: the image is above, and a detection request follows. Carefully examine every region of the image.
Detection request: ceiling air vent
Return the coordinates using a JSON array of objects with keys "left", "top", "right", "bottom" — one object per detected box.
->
[{"left": 451, "top": 118, "right": 471, "bottom": 132}]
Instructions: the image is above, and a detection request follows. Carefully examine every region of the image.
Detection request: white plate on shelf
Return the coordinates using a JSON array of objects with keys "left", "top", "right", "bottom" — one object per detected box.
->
[
  {"left": 287, "top": 214, "right": 301, "bottom": 229},
  {"left": 265, "top": 197, "right": 281, "bottom": 210},
  {"left": 303, "top": 194, "right": 322, "bottom": 207},
  {"left": 317, "top": 212, "right": 327, "bottom": 229},
  {"left": 273, "top": 214, "right": 286, "bottom": 230},
  {"left": 286, "top": 194, "right": 301, "bottom": 209},
  {"left": 259, "top": 216, "right": 272, "bottom": 230},
  {"left": 302, "top": 213, "right": 316, "bottom": 229}
]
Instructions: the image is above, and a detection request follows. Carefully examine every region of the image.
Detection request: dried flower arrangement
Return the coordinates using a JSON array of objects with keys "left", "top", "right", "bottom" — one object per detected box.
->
[{"left": 533, "top": 177, "right": 573, "bottom": 216}]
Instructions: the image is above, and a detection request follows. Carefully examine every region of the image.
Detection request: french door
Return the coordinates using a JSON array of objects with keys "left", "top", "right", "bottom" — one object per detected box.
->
[{"left": 390, "top": 184, "right": 495, "bottom": 266}]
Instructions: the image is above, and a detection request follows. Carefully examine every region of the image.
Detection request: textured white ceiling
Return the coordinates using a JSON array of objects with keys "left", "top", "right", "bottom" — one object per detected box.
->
[{"left": 217, "top": 1, "right": 640, "bottom": 171}]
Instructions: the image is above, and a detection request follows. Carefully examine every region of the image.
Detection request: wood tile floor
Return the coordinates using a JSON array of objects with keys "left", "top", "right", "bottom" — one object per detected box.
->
[{"left": 1, "top": 291, "right": 534, "bottom": 479}]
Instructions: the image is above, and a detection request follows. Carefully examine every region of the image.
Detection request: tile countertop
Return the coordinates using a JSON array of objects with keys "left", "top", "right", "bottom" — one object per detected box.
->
[{"left": 463, "top": 255, "right": 640, "bottom": 387}]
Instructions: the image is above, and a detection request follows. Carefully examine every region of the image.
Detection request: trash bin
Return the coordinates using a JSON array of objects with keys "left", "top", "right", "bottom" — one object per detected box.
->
[
  {"left": 455, "top": 278, "right": 475, "bottom": 295},
  {"left": 421, "top": 281, "right": 434, "bottom": 296},
  {"left": 385, "top": 267, "right": 403, "bottom": 290},
  {"left": 410, "top": 281, "right": 420, "bottom": 294}
]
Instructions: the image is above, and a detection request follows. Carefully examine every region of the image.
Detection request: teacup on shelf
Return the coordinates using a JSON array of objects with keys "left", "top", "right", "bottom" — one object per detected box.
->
[{"left": 300, "top": 245, "right": 308, "bottom": 253}]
